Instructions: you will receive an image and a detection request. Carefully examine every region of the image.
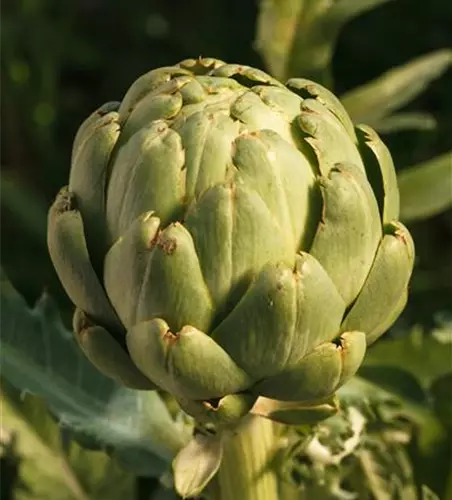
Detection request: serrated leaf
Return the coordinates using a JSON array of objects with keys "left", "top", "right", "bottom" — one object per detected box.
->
[
  {"left": 1, "top": 384, "right": 136, "bottom": 500},
  {"left": 255, "top": 0, "right": 393, "bottom": 83},
  {"left": 397, "top": 152, "right": 452, "bottom": 222},
  {"left": 358, "top": 444, "right": 418, "bottom": 500},
  {"left": 342, "top": 49, "right": 452, "bottom": 125},
  {"left": 281, "top": 379, "right": 429, "bottom": 500},
  {"left": 339, "top": 377, "right": 446, "bottom": 454},
  {"left": 0, "top": 270, "right": 189, "bottom": 477}
]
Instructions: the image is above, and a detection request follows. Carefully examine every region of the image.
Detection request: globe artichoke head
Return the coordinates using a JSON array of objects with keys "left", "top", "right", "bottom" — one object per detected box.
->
[{"left": 48, "top": 58, "right": 414, "bottom": 425}]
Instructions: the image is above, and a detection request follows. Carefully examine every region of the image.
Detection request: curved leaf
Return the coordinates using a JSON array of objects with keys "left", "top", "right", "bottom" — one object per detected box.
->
[
  {"left": 342, "top": 49, "right": 452, "bottom": 125},
  {"left": 173, "top": 433, "right": 223, "bottom": 498},
  {"left": 255, "top": 0, "right": 392, "bottom": 83},
  {"left": 374, "top": 112, "right": 437, "bottom": 134},
  {"left": 397, "top": 152, "right": 452, "bottom": 222}
]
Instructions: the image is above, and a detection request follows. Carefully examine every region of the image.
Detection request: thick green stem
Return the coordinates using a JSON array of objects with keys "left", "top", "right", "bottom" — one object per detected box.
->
[{"left": 214, "top": 416, "right": 279, "bottom": 500}]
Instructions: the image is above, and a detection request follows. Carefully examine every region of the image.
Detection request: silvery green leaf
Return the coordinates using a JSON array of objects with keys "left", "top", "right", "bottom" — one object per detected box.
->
[
  {"left": 342, "top": 49, "right": 452, "bottom": 124},
  {"left": 255, "top": 0, "right": 393, "bottom": 83},
  {"left": 398, "top": 152, "right": 452, "bottom": 222},
  {"left": 0, "top": 270, "right": 189, "bottom": 477},
  {"left": 374, "top": 112, "right": 437, "bottom": 134}
]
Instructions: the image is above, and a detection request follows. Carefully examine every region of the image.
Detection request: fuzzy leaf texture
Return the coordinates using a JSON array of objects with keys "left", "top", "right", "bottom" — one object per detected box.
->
[
  {"left": 0, "top": 384, "right": 136, "bottom": 500},
  {"left": 0, "top": 269, "right": 189, "bottom": 477}
]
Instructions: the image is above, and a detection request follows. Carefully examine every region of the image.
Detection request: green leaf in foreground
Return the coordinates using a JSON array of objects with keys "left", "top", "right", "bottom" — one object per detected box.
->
[
  {"left": 173, "top": 433, "right": 223, "bottom": 498},
  {"left": 397, "top": 152, "right": 452, "bottom": 222},
  {"left": 0, "top": 270, "right": 190, "bottom": 477},
  {"left": 341, "top": 49, "right": 452, "bottom": 128},
  {"left": 1, "top": 385, "right": 135, "bottom": 500}
]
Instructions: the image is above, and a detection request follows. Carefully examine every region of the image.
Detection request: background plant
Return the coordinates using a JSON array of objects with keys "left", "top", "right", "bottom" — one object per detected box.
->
[{"left": 1, "top": 0, "right": 451, "bottom": 499}]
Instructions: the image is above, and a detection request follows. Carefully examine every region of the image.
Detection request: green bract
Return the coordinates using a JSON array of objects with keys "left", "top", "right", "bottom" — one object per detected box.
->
[{"left": 48, "top": 58, "right": 414, "bottom": 425}]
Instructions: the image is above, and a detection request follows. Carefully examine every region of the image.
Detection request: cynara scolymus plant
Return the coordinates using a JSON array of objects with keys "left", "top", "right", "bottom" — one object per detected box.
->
[{"left": 47, "top": 57, "right": 414, "bottom": 497}]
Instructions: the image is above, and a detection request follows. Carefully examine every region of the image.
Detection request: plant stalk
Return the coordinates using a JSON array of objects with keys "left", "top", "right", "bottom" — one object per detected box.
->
[{"left": 213, "top": 415, "right": 279, "bottom": 500}]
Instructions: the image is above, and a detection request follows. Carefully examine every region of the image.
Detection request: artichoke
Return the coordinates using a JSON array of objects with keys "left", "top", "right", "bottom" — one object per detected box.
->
[{"left": 48, "top": 58, "right": 414, "bottom": 426}]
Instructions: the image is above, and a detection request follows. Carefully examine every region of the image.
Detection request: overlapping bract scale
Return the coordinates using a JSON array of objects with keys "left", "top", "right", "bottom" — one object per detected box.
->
[{"left": 47, "top": 58, "right": 414, "bottom": 426}]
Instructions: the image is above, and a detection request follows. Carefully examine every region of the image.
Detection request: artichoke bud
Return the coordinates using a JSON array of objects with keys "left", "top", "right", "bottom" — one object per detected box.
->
[
  {"left": 210, "top": 64, "right": 283, "bottom": 88},
  {"left": 179, "top": 57, "right": 226, "bottom": 74},
  {"left": 47, "top": 187, "right": 121, "bottom": 334},
  {"left": 231, "top": 91, "right": 292, "bottom": 141},
  {"left": 71, "top": 101, "right": 120, "bottom": 159},
  {"left": 173, "top": 110, "right": 239, "bottom": 200},
  {"left": 286, "top": 78, "right": 357, "bottom": 141},
  {"left": 366, "top": 289, "right": 408, "bottom": 346},
  {"left": 106, "top": 122, "right": 185, "bottom": 241},
  {"left": 252, "top": 85, "right": 303, "bottom": 121},
  {"left": 253, "top": 332, "right": 366, "bottom": 401},
  {"left": 73, "top": 309, "right": 156, "bottom": 390},
  {"left": 104, "top": 211, "right": 161, "bottom": 329},
  {"left": 69, "top": 108, "right": 120, "bottom": 269},
  {"left": 336, "top": 331, "right": 367, "bottom": 385},
  {"left": 356, "top": 124, "right": 400, "bottom": 222},
  {"left": 48, "top": 57, "right": 414, "bottom": 427},
  {"left": 135, "top": 223, "right": 214, "bottom": 332},
  {"left": 178, "top": 78, "right": 208, "bottom": 104},
  {"left": 251, "top": 396, "right": 339, "bottom": 425},
  {"left": 297, "top": 99, "right": 365, "bottom": 176},
  {"left": 341, "top": 221, "right": 415, "bottom": 343},
  {"left": 126, "top": 318, "right": 175, "bottom": 392},
  {"left": 177, "top": 393, "right": 258, "bottom": 427},
  {"left": 118, "top": 67, "right": 192, "bottom": 119},
  {"left": 310, "top": 162, "right": 382, "bottom": 306},
  {"left": 120, "top": 90, "right": 184, "bottom": 144},
  {"left": 127, "top": 319, "right": 251, "bottom": 400}
]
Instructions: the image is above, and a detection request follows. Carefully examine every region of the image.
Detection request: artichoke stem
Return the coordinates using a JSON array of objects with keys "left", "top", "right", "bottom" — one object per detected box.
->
[{"left": 213, "top": 415, "right": 279, "bottom": 500}]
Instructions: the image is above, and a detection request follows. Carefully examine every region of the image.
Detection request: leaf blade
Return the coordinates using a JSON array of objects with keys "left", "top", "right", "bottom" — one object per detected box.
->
[
  {"left": 397, "top": 152, "right": 452, "bottom": 222},
  {"left": 342, "top": 49, "right": 452, "bottom": 124}
]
